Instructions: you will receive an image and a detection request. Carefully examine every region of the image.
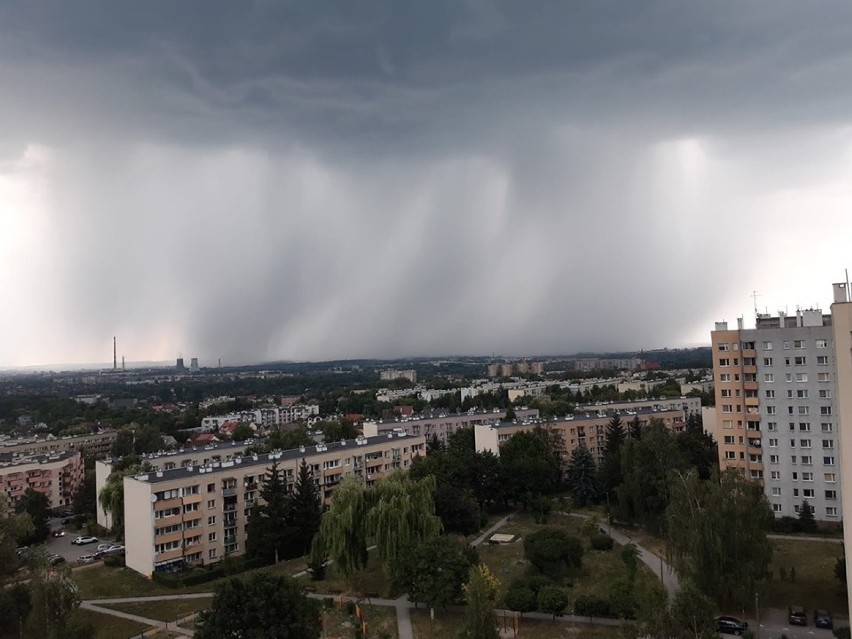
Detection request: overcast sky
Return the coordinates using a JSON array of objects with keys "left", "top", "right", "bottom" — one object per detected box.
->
[{"left": 2, "top": 2, "right": 852, "bottom": 368}]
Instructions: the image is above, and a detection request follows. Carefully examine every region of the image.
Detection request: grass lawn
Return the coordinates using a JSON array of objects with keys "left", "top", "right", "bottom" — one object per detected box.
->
[
  {"left": 70, "top": 607, "right": 152, "bottom": 639},
  {"left": 100, "top": 597, "right": 213, "bottom": 622},
  {"left": 760, "top": 538, "right": 847, "bottom": 617},
  {"left": 477, "top": 512, "right": 659, "bottom": 607},
  {"left": 73, "top": 565, "right": 179, "bottom": 600},
  {"left": 298, "top": 554, "right": 391, "bottom": 598},
  {"left": 410, "top": 609, "right": 621, "bottom": 639},
  {"left": 321, "top": 600, "right": 398, "bottom": 639}
]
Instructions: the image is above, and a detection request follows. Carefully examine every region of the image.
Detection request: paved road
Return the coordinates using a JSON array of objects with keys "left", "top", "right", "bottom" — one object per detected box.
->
[{"left": 470, "top": 515, "right": 512, "bottom": 548}]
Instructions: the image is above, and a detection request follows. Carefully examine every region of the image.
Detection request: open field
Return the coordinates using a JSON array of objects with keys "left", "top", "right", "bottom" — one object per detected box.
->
[
  {"left": 760, "top": 538, "right": 847, "bottom": 617},
  {"left": 410, "top": 609, "right": 621, "bottom": 639},
  {"left": 100, "top": 597, "right": 214, "bottom": 622}
]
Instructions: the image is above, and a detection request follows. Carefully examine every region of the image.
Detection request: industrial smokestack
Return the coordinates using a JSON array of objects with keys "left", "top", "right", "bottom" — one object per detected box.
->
[{"left": 113, "top": 337, "right": 117, "bottom": 370}]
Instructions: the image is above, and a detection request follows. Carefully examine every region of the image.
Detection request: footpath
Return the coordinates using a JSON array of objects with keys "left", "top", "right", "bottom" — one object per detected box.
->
[{"left": 85, "top": 512, "right": 678, "bottom": 638}]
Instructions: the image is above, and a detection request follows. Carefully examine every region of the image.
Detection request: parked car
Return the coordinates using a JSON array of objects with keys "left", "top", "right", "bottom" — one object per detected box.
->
[
  {"left": 715, "top": 616, "right": 749, "bottom": 635},
  {"left": 105, "top": 544, "right": 125, "bottom": 555},
  {"left": 48, "top": 554, "right": 66, "bottom": 566},
  {"left": 72, "top": 536, "right": 98, "bottom": 545},
  {"left": 96, "top": 543, "right": 113, "bottom": 553},
  {"left": 76, "top": 554, "right": 96, "bottom": 564},
  {"left": 814, "top": 610, "right": 833, "bottom": 629},
  {"left": 789, "top": 606, "right": 808, "bottom": 626},
  {"left": 51, "top": 530, "right": 65, "bottom": 538}
]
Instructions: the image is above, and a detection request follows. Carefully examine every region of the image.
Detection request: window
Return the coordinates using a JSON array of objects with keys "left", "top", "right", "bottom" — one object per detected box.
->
[
  {"left": 824, "top": 473, "right": 837, "bottom": 483},
  {"left": 823, "top": 439, "right": 834, "bottom": 449},
  {"left": 787, "top": 406, "right": 794, "bottom": 415},
  {"left": 824, "top": 456, "right": 836, "bottom": 466},
  {"left": 719, "top": 358, "right": 730, "bottom": 367},
  {"left": 798, "top": 406, "right": 810, "bottom": 416},
  {"left": 721, "top": 389, "right": 732, "bottom": 397},
  {"left": 724, "top": 435, "right": 735, "bottom": 444},
  {"left": 826, "top": 490, "right": 838, "bottom": 500},
  {"left": 799, "top": 422, "right": 811, "bottom": 432},
  {"left": 821, "top": 406, "right": 832, "bottom": 416},
  {"left": 792, "top": 472, "right": 798, "bottom": 480},
  {"left": 802, "top": 455, "right": 813, "bottom": 465},
  {"left": 722, "top": 420, "right": 734, "bottom": 429},
  {"left": 766, "top": 406, "right": 776, "bottom": 415},
  {"left": 764, "top": 357, "right": 773, "bottom": 366},
  {"left": 725, "top": 451, "right": 736, "bottom": 460},
  {"left": 742, "top": 341, "right": 755, "bottom": 349},
  {"left": 207, "top": 500, "right": 216, "bottom": 509},
  {"left": 762, "top": 341, "right": 773, "bottom": 350},
  {"left": 718, "top": 343, "right": 730, "bottom": 351},
  {"left": 770, "top": 471, "right": 781, "bottom": 480},
  {"left": 817, "top": 355, "right": 829, "bottom": 365},
  {"left": 207, "top": 483, "right": 215, "bottom": 492},
  {"left": 208, "top": 532, "right": 217, "bottom": 542},
  {"left": 790, "top": 439, "right": 796, "bottom": 447},
  {"left": 797, "top": 389, "right": 809, "bottom": 398},
  {"left": 769, "top": 455, "right": 779, "bottom": 464},
  {"left": 826, "top": 507, "right": 838, "bottom": 517},
  {"left": 802, "top": 472, "right": 813, "bottom": 481},
  {"left": 771, "top": 487, "right": 781, "bottom": 496},
  {"left": 791, "top": 456, "right": 797, "bottom": 464},
  {"left": 821, "top": 423, "right": 833, "bottom": 433},
  {"left": 720, "top": 373, "right": 731, "bottom": 382},
  {"left": 784, "top": 341, "right": 791, "bottom": 349},
  {"left": 818, "top": 372, "right": 831, "bottom": 382},
  {"left": 722, "top": 405, "right": 733, "bottom": 413},
  {"left": 765, "top": 390, "right": 775, "bottom": 398},
  {"left": 794, "top": 339, "right": 806, "bottom": 349},
  {"left": 785, "top": 373, "right": 793, "bottom": 382},
  {"left": 793, "top": 489, "right": 799, "bottom": 497},
  {"left": 773, "top": 504, "right": 783, "bottom": 513},
  {"left": 768, "top": 439, "right": 778, "bottom": 447},
  {"left": 789, "top": 422, "right": 796, "bottom": 432},
  {"left": 207, "top": 516, "right": 216, "bottom": 525},
  {"left": 796, "top": 373, "right": 808, "bottom": 382},
  {"left": 800, "top": 439, "right": 811, "bottom": 448},
  {"left": 803, "top": 489, "right": 814, "bottom": 498},
  {"left": 787, "top": 389, "right": 794, "bottom": 399},
  {"left": 785, "top": 357, "right": 792, "bottom": 366},
  {"left": 209, "top": 548, "right": 218, "bottom": 559},
  {"left": 819, "top": 389, "right": 831, "bottom": 399},
  {"left": 767, "top": 422, "right": 777, "bottom": 431},
  {"left": 816, "top": 339, "right": 828, "bottom": 349},
  {"left": 764, "top": 373, "right": 775, "bottom": 383}
]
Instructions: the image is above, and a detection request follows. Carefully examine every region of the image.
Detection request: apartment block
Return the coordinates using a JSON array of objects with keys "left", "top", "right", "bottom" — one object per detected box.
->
[
  {"left": 122, "top": 433, "right": 426, "bottom": 577},
  {"left": 711, "top": 310, "right": 841, "bottom": 522},
  {"left": 0, "top": 430, "right": 118, "bottom": 459},
  {"left": 0, "top": 450, "right": 84, "bottom": 509},
  {"left": 379, "top": 369, "right": 417, "bottom": 383},
  {"left": 474, "top": 407, "right": 684, "bottom": 463},
  {"left": 361, "top": 408, "right": 540, "bottom": 442},
  {"left": 96, "top": 440, "right": 256, "bottom": 529}
]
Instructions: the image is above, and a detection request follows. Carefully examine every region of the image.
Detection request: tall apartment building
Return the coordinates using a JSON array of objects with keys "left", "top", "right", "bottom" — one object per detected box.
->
[
  {"left": 474, "top": 407, "right": 684, "bottom": 463},
  {"left": 711, "top": 309, "right": 841, "bottom": 522},
  {"left": 830, "top": 282, "right": 852, "bottom": 606},
  {"left": 122, "top": 433, "right": 426, "bottom": 577},
  {"left": 0, "top": 450, "right": 84, "bottom": 509}
]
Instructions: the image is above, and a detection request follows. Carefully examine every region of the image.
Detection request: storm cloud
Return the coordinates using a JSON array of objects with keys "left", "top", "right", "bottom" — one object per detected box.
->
[{"left": 2, "top": 1, "right": 852, "bottom": 366}]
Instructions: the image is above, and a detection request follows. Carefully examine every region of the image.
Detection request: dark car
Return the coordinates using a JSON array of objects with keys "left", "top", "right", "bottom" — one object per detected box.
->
[
  {"left": 715, "top": 616, "right": 749, "bottom": 635},
  {"left": 48, "top": 554, "right": 66, "bottom": 566},
  {"left": 789, "top": 606, "right": 807, "bottom": 626},
  {"left": 814, "top": 610, "right": 833, "bottom": 629}
]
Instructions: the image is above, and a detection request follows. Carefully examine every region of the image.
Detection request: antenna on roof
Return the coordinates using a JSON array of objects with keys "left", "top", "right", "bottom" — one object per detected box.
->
[{"left": 751, "top": 290, "right": 760, "bottom": 317}]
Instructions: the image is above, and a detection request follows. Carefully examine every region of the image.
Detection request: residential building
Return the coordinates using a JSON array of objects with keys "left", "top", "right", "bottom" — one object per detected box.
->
[
  {"left": 122, "top": 433, "right": 426, "bottom": 577},
  {"left": 830, "top": 282, "right": 852, "bottom": 605},
  {"left": 474, "top": 407, "right": 684, "bottom": 463},
  {"left": 711, "top": 309, "right": 841, "bottom": 522},
  {"left": 574, "top": 396, "right": 702, "bottom": 420},
  {"left": 361, "top": 408, "right": 540, "bottom": 442},
  {"left": 0, "top": 450, "right": 84, "bottom": 509},
  {"left": 96, "top": 440, "right": 257, "bottom": 529},
  {"left": 0, "top": 430, "right": 118, "bottom": 459},
  {"left": 379, "top": 369, "right": 417, "bottom": 383}
]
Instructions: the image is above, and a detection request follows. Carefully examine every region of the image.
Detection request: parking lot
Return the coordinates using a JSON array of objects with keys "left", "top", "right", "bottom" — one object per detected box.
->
[{"left": 45, "top": 517, "right": 117, "bottom": 564}]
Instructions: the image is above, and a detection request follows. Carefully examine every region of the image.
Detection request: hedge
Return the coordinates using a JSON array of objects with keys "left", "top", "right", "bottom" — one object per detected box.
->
[{"left": 152, "top": 556, "right": 270, "bottom": 588}]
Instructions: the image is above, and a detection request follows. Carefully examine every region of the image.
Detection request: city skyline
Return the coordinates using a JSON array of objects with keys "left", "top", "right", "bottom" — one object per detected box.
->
[{"left": 3, "top": 2, "right": 852, "bottom": 367}]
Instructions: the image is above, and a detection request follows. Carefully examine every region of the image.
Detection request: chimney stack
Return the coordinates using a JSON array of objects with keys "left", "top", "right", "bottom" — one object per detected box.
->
[{"left": 113, "top": 337, "right": 117, "bottom": 370}]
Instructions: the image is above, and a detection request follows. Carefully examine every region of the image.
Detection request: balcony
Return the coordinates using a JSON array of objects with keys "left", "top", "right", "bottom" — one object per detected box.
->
[{"left": 222, "top": 487, "right": 237, "bottom": 497}]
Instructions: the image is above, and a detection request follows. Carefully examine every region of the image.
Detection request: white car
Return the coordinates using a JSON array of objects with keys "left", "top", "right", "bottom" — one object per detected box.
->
[
  {"left": 72, "top": 536, "right": 98, "bottom": 545},
  {"left": 96, "top": 543, "right": 113, "bottom": 553},
  {"left": 106, "top": 544, "right": 125, "bottom": 554},
  {"left": 77, "top": 554, "right": 96, "bottom": 564}
]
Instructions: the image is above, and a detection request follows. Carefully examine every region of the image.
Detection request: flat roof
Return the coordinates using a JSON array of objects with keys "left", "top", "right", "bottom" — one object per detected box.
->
[
  {"left": 135, "top": 432, "right": 421, "bottom": 485},
  {"left": 0, "top": 449, "right": 81, "bottom": 468},
  {"left": 487, "top": 406, "right": 683, "bottom": 431},
  {"left": 102, "top": 438, "right": 258, "bottom": 466}
]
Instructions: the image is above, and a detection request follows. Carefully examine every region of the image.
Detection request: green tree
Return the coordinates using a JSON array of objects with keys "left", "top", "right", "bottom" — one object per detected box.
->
[
  {"left": 392, "top": 536, "right": 472, "bottom": 609},
  {"left": 0, "top": 582, "right": 31, "bottom": 637},
  {"left": 231, "top": 424, "right": 254, "bottom": 441},
  {"left": 24, "top": 554, "right": 81, "bottom": 639},
  {"left": 621, "top": 543, "right": 640, "bottom": 583},
  {"left": 98, "top": 462, "right": 144, "bottom": 539},
  {"left": 319, "top": 420, "right": 358, "bottom": 443},
  {"left": 566, "top": 445, "right": 598, "bottom": 507},
  {"left": 246, "top": 462, "right": 291, "bottom": 564},
  {"left": 15, "top": 489, "right": 50, "bottom": 545},
  {"left": 537, "top": 585, "right": 569, "bottom": 619},
  {"left": 110, "top": 428, "right": 134, "bottom": 458},
  {"left": 499, "top": 428, "right": 562, "bottom": 508},
  {"left": 311, "top": 478, "right": 369, "bottom": 581},
  {"left": 670, "top": 579, "right": 718, "bottom": 639},
  {"left": 133, "top": 423, "right": 164, "bottom": 454},
  {"left": 196, "top": 573, "right": 320, "bottom": 639},
  {"left": 1, "top": 495, "right": 34, "bottom": 576},
  {"left": 599, "top": 414, "right": 625, "bottom": 500},
  {"left": 523, "top": 527, "right": 583, "bottom": 578},
  {"left": 666, "top": 469, "right": 773, "bottom": 605},
  {"left": 676, "top": 415, "right": 718, "bottom": 481},
  {"left": 798, "top": 499, "right": 818, "bottom": 533},
  {"left": 287, "top": 460, "right": 323, "bottom": 556},
  {"left": 72, "top": 468, "right": 97, "bottom": 516},
  {"left": 462, "top": 564, "right": 500, "bottom": 639},
  {"left": 504, "top": 582, "right": 537, "bottom": 615},
  {"left": 628, "top": 416, "right": 642, "bottom": 439}
]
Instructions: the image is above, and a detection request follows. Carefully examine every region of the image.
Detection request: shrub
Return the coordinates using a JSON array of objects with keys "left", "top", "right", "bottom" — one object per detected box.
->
[
  {"left": 590, "top": 534, "right": 614, "bottom": 551},
  {"left": 773, "top": 516, "right": 801, "bottom": 534},
  {"left": 103, "top": 554, "right": 125, "bottom": 568},
  {"left": 524, "top": 527, "right": 584, "bottom": 578},
  {"left": 833, "top": 627, "right": 850, "bottom": 639},
  {"left": 537, "top": 586, "right": 569, "bottom": 619},
  {"left": 504, "top": 584, "right": 537, "bottom": 613},
  {"left": 574, "top": 595, "right": 611, "bottom": 618}
]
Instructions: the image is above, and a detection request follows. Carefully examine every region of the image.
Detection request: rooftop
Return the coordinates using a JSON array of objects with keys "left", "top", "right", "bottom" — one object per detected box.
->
[
  {"left": 134, "top": 432, "right": 419, "bottom": 484},
  {"left": 486, "top": 405, "right": 683, "bottom": 431},
  {"left": 0, "top": 449, "right": 81, "bottom": 468}
]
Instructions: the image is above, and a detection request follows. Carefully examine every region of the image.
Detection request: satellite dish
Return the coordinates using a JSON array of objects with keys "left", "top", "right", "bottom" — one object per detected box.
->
[{"left": 150, "top": 495, "right": 158, "bottom": 503}]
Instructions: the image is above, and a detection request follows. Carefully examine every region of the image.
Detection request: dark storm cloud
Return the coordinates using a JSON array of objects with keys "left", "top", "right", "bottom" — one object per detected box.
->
[{"left": 2, "top": 1, "right": 852, "bottom": 365}]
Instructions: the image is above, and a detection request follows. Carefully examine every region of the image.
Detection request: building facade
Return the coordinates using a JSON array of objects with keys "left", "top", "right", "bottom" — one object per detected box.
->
[
  {"left": 474, "top": 407, "right": 684, "bottom": 463},
  {"left": 361, "top": 408, "right": 540, "bottom": 442},
  {"left": 122, "top": 433, "right": 426, "bottom": 577},
  {"left": 0, "top": 431, "right": 118, "bottom": 460},
  {"left": 711, "top": 310, "right": 841, "bottom": 522},
  {"left": 0, "top": 450, "right": 84, "bottom": 509}
]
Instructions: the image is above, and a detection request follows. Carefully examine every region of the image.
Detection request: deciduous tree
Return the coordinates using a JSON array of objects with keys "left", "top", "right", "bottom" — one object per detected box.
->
[{"left": 462, "top": 564, "right": 500, "bottom": 639}]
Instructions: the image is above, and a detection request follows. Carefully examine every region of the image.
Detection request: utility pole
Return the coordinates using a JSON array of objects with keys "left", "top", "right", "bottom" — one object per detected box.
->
[{"left": 755, "top": 591, "right": 760, "bottom": 638}]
